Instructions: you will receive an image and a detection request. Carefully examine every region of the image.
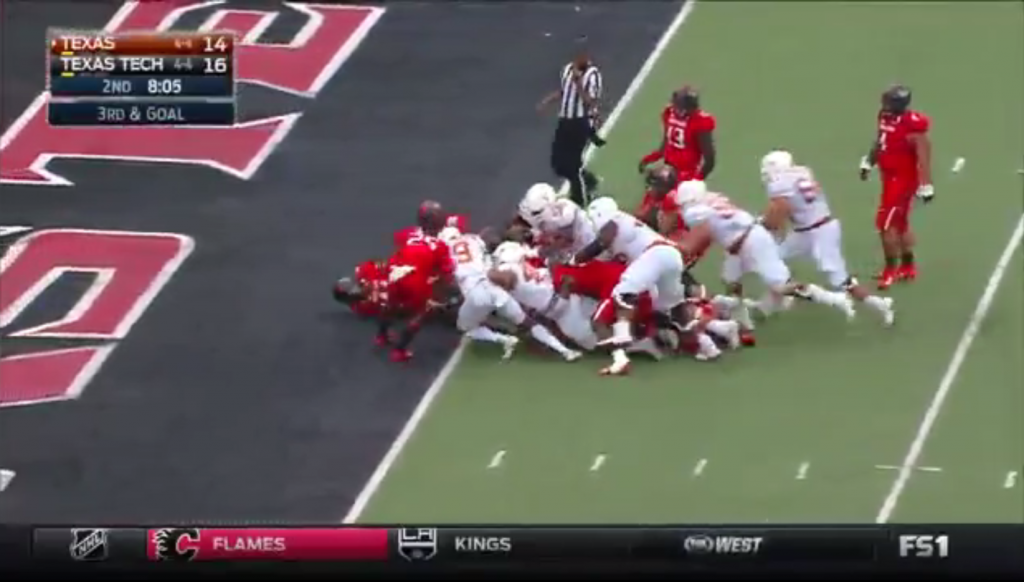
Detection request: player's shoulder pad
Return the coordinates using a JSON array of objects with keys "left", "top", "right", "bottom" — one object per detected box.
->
[
  {"left": 907, "top": 111, "right": 930, "bottom": 132},
  {"left": 695, "top": 110, "right": 716, "bottom": 130}
]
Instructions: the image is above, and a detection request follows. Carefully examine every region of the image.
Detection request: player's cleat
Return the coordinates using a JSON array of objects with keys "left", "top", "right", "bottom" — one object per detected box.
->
[
  {"left": 599, "top": 360, "right": 630, "bottom": 376},
  {"left": 739, "top": 330, "right": 756, "bottom": 347},
  {"left": 389, "top": 348, "right": 413, "bottom": 363},
  {"left": 501, "top": 336, "right": 520, "bottom": 361},
  {"left": 374, "top": 333, "right": 390, "bottom": 347},
  {"left": 875, "top": 268, "right": 897, "bottom": 290},
  {"left": 897, "top": 264, "right": 917, "bottom": 282}
]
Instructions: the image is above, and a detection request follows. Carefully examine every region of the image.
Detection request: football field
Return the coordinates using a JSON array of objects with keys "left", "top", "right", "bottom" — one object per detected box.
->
[{"left": 348, "top": 1, "right": 1024, "bottom": 524}]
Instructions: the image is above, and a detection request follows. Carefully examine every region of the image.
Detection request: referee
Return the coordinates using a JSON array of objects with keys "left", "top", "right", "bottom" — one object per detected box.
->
[{"left": 538, "top": 39, "right": 604, "bottom": 206}]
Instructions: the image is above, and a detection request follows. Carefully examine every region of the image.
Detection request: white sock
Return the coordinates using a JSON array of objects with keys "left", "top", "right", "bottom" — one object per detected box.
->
[
  {"left": 803, "top": 284, "right": 849, "bottom": 310},
  {"left": 626, "top": 337, "right": 663, "bottom": 359},
  {"left": 465, "top": 326, "right": 513, "bottom": 345},
  {"left": 696, "top": 333, "right": 721, "bottom": 358},
  {"left": 611, "top": 319, "right": 632, "bottom": 340},
  {"left": 529, "top": 324, "right": 572, "bottom": 357},
  {"left": 705, "top": 319, "right": 738, "bottom": 340},
  {"left": 732, "top": 299, "right": 755, "bottom": 330},
  {"left": 611, "top": 348, "right": 630, "bottom": 366},
  {"left": 756, "top": 291, "right": 780, "bottom": 315},
  {"left": 861, "top": 294, "right": 890, "bottom": 313}
]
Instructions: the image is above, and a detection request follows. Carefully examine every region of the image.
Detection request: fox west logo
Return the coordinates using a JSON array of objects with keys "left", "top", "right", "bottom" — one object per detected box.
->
[
  {"left": 1, "top": 0, "right": 386, "bottom": 186},
  {"left": 69, "top": 528, "right": 109, "bottom": 561},
  {"left": 151, "top": 528, "right": 201, "bottom": 561}
]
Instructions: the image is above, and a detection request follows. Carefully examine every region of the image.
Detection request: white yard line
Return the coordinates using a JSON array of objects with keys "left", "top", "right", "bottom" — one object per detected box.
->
[
  {"left": 589, "top": 454, "right": 607, "bottom": 472},
  {"left": 340, "top": 0, "right": 701, "bottom": 523},
  {"left": 875, "top": 214, "right": 1024, "bottom": 524},
  {"left": 487, "top": 450, "right": 506, "bottom": 469},
  {"left": 692, "top": 458, "right": 707, "bottom": 477}
]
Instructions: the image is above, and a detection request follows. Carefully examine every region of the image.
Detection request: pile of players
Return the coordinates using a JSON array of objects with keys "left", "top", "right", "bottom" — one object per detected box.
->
[{"left": 333, "top": 85, "right": 924, "bottom": 375}]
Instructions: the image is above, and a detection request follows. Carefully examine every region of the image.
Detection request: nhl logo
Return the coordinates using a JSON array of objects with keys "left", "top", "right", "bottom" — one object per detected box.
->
[
  {"left": 397, "top": 528, "right": 437, "bottom": 562},
  {"left": 69, "top": 528, "right": 109, "bottom": 561}
]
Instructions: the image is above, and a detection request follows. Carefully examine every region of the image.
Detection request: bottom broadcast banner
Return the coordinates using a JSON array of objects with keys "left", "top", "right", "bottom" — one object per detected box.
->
[{"left": 144, "top": 528, "right": 390, "bottom": 561}]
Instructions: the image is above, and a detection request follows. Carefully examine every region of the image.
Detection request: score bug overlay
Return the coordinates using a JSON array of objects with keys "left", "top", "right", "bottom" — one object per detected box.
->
[{"left": 46, "top": 29, "right": 237, "bottom": 126}]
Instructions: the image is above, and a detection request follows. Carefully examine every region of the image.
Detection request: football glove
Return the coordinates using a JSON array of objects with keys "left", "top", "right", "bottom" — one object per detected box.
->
[{"left": 916, "top": 184, "right": 934, "bottom": 203}]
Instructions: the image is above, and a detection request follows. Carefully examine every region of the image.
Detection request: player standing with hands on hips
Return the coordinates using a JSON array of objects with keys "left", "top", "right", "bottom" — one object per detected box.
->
[
  {"left": 859, "top": 85, "right": 933, "bottom": 290},
  {"left": 538, "top": 36, "right": 605, "bottom": 207}
]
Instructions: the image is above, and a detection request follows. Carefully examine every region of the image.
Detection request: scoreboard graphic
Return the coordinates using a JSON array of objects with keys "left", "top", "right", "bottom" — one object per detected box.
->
[{"left": 46, "top": 29, "right": 237, "bottom": 126}]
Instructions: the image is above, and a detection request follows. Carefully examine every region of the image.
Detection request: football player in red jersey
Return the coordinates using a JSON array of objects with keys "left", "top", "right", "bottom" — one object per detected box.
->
[
  {"left": 379, "top": 201, "right": 456, "bottom": 362},
  {"left": 333, "top": 259, "right": 390, "bottom": 318},
  {"left": 638, "top": 86, "right": 717, "bottom": 182},
  {"left": 859, "top": 85, "right": 933, "bottom": 289}
]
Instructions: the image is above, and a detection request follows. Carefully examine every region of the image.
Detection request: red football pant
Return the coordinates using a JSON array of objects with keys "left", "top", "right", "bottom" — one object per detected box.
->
[
  {"left": 876, "top": 174, "right": 917, "bottom": 234},
  {"left": 552, "top": 261, "right": 626, "bottom": 301}
]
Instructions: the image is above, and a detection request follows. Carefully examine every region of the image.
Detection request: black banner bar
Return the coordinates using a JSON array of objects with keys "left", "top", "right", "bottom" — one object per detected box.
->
[
  {"left": 50, "top": 75, "right": 233, "bottom": 98},
  {"left": 50, "top": 55, "right": 232, "bottom": 77},
  {"left": 411, "top": 527, "right": 881, "bottom": 564},
  {"left": 16, "top": 525, "right": 1024, "bottom": 570},
  {"left": 47, "top": 101, "right": 235, "bottom": 126}
]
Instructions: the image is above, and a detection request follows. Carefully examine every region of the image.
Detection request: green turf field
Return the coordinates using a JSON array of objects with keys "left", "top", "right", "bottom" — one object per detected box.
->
[{"left": 351, "top": 1, "right": 1024, "bottom": 524}]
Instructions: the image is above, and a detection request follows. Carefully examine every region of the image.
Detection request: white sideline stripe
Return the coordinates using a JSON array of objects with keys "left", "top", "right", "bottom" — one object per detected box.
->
[
  {"left": 875, "top": 214, "right": 1024, "bottom": 524},
  {"left": 340, "top": 0, "right": 701, "bottom": 523}
]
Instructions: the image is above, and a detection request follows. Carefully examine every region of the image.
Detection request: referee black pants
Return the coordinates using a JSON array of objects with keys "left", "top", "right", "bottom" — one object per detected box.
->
[{"left": 550, "top": 117, "right": 599, "bottom": 207}]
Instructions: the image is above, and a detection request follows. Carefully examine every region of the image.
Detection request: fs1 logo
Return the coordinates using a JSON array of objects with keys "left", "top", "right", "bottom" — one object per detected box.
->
[
  {"left": 898, "top": 534, "right": 949, "bottom": 558},
  {"left": 1, "top": 1, "right": 386, "bottom": 185}
]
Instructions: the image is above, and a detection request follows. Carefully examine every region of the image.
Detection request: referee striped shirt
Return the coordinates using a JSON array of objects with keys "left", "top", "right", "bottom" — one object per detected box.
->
[{"left": 559, "top": 63, "right": 602, "bottom": 119}]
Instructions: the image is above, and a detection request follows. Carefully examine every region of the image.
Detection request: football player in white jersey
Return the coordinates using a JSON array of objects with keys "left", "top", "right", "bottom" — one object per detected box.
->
[
  {"left": 438, "top": 227, "right": 581, "bottom": 361},
  {"left": 759, "top": 150, "right": 894, "bottom": 325},
  {"left": 490, "top": 241, "right": 599, "bottom": 350},
  {"left": 573, "top": 197, "right": 691, "bottom": 374},
  {"left": 517, "top": 182, "right": 559, "bottom": 230},
  {"left": 671, "top": 181, "right": 856, "bottom": 326}
]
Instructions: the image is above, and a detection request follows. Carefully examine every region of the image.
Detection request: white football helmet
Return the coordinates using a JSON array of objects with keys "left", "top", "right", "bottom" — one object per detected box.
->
[
  {"left": 518, "top": 182, "right": 557, "bottom": 226},
  {"left": 438, "top": 226, "right": 461, "bottom": 246},
  {"left": 492, "top": 241, "right": 527, "bottom": 265},
  {"left": 541, "top": 199, "right": 576, "bottom": 229},
  {"left": 674, "top": 180, "right": 708, "bottom": 207},
  {"left": 586, "top": 196, "right": 619, "bottom": 229},
  {"left": 760, "top": 150, "right": 794, "bottom": 182}
]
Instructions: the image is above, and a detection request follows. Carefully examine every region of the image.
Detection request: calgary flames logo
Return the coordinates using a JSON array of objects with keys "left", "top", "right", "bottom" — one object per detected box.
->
[{"left": 152, "top": 528, "right": 200, "bottom": 561}]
